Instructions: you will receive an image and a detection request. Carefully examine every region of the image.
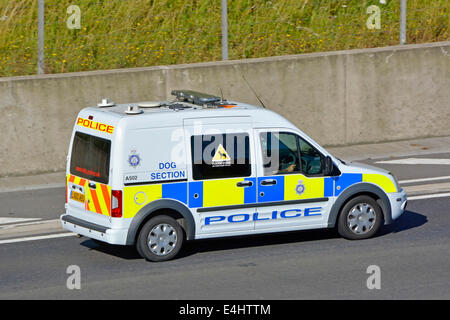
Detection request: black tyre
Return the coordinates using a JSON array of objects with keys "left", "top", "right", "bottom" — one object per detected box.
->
[
  {"left": 337, "top": 195, "right": 384, "bottom": 240},
  {"left": 136, "top": 215, "right": 184, "bottom": 262}
]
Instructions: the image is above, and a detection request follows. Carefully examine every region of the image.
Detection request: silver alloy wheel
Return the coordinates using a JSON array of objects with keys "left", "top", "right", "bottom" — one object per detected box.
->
[
  {"left": 147, "top": 223, "right": 178, "bottom": 256},
  {"left": 347, "top": 203, "right": 376, "bottom": 234}
]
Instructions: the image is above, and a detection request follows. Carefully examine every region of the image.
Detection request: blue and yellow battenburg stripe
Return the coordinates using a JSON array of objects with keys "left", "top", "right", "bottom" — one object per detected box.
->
[
  {"left": 122, "top": 173, "right": 397, "bottom": 219},
  {"left": 123, "top": 182, "right": 188, "bottom": 218},
  {"left": 332, "top": 173, "right": 397, "bottom": 195},
  {"left": 257, "top": 175, "right": 331, "bottom": 203}
]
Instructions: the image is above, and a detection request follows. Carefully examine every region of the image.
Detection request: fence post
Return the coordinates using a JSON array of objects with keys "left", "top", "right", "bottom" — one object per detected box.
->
[
  {"left": 221, "top": 0, "right": 228, "bottom": 60},
  {"left": 400, "top": 0, "right": 407, "bottom": 45},
  {"left": 38, "top": 0, "right": 45, "bottom": 74}
]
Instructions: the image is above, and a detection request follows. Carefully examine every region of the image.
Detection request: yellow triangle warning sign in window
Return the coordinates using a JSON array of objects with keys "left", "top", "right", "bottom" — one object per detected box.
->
[
  {"left": 212, "top": 144, "right": 231, "bottom": 161},
  {"left": 212, "top": 144, "right": 231, "bottom": 166}
]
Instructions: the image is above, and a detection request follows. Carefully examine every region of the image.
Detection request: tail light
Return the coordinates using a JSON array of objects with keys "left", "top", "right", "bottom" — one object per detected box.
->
[
  {"left": 111, "top": 190, "right": 122, "bottom": 218},
  {"left": 65, "top": 179, "right": 68, "bottom": 204}
]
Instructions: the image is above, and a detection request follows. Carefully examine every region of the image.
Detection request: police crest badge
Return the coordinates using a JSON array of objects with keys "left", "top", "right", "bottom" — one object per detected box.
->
[{"left": 296, "top": 180, "right": 305, "bottom": 196}]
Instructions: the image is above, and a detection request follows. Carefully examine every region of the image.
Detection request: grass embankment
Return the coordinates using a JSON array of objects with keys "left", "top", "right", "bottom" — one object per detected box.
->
[{"left": 0, "top": 0, "right": 448, "bottom": 76}]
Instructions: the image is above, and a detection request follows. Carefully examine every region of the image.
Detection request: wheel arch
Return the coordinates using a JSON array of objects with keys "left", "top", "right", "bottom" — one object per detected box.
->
[
  {"left": 327, "top": 182, "right": 392, "bottom": 228},
  {"left": 125, "top": 199, "right": 195, "bottom": 245}
]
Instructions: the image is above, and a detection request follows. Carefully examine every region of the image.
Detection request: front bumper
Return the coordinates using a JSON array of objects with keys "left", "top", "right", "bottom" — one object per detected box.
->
[
  {"left": 388, "top": 188, "right": 407, "bottom": 222},
  {"left": 60, "top": 214, "right": 128, "bottom": 245}
]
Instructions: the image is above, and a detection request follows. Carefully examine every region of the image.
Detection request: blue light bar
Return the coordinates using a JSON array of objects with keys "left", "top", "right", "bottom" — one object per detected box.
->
[{"left": 171, "top": 90, "right": 221, "bottom": 105}]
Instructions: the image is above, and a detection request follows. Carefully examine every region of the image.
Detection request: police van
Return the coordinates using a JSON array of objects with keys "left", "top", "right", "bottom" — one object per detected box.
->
[{"left": 61, "top": 90, "right": 407, "bottom": 262}]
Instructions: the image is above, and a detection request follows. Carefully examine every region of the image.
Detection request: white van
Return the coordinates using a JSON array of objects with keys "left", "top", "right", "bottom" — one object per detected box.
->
[{"left": 61, "top": 90, "right": 407, "bottom": 261}]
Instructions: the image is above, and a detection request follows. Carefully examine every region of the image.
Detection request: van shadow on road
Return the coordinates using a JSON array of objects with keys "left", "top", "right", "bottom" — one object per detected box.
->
[
  {"left": 179, "top": 210, "right": 427, "bottom": 259},
  {"left": 79, "top": 210, "right": 427, "bottom": 261},
  {"left": 378, "top": 210, "right": 427, "bottom": 236}
]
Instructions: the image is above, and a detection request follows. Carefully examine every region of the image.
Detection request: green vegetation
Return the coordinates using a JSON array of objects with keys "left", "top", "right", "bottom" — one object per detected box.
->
[{"left": 0, "top": 0, "right": 448, "bottom": 77}]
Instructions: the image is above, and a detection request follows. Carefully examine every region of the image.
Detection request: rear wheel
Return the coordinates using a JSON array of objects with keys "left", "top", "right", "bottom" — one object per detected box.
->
[
  {"left": 337, "top": 195, "right": 383, "bottom": 240},
  {"left": 136, "top": 215, "right": 184, "bottom": 262}
]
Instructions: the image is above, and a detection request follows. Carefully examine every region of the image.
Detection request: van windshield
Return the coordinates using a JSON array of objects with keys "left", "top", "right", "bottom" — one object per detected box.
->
[{"left": 70, "top": 131, "right": 111, "bottom": 184}]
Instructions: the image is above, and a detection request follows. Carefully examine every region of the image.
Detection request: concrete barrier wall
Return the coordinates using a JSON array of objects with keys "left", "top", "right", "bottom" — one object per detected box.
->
[{"left": 0, "top": 41, "right": 449, "bottom": 177}]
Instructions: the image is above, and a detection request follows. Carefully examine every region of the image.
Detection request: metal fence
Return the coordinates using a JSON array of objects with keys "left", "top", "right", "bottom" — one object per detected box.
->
[{"left": 0, "top": 0, "right": 447, "bottom": 76}]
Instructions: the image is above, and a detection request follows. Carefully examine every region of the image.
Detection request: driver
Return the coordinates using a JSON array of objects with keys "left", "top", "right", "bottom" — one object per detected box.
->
[{"left": 281, "top": 163, "right": 297, "bottom": 173}]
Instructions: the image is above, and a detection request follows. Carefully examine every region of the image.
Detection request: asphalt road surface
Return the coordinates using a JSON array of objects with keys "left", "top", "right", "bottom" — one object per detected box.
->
[{"left": 0, "top": 153, "right": 449, "bottom": 299}]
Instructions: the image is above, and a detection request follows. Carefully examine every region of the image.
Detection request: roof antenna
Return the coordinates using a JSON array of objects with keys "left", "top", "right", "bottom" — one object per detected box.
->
[
  {"left": 240, "top": 73, "right": 267, "bottom": 109},
  {"left": 219, "top": 87, "right": 224, "bottom": 102}
]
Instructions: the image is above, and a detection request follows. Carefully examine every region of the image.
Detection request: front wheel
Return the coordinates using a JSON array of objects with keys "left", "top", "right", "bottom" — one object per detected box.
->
[
  {"left": 337, "top": 196, "right": 384, "bottom": 240},
  {"left": 136, "top": 215, "right": 184, "bottom": 262}
]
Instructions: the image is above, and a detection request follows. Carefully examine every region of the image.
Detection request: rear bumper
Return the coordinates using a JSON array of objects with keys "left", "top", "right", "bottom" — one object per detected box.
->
[{"left": 60, "top": 214, "right": 128, "bottom": 245}]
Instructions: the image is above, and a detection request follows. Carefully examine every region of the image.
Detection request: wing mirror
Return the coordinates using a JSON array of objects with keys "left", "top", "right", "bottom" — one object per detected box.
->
[{"left": 324, "top": 156, "right": 334, "bottom": 176}]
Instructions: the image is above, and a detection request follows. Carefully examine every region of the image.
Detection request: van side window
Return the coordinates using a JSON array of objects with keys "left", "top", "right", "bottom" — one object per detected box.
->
[
  {"left": 260, "top": 132, "right": 301, "bottom": 176},
  {"left": 191, "top": 133, "right": 251, "bottom": 180},
  {"left": 298, "top": 137, "right": 323, "bottom": 175}
]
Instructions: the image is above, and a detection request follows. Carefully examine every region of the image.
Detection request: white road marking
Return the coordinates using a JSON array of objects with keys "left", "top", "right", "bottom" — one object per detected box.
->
[
  {"left": 408, "top": 192, "right": 450, "bottom": 201},
  {"left": 399, "top": 175, "right": 450, "bottom": 184},
  {"left": 0, "top": 232, "right": 76, "bottom": 245},
  {"left": 376, "top": 158, "right": 450, "bottom": 165},
  {"left": 0, "top": 217, "right": 42, "bottom": 225},
  {"left": 0, "top": 183, "right": 65, "bottom": 194},
  {"left": 0, "top": 219, "right": 59, "bottom": 229}
]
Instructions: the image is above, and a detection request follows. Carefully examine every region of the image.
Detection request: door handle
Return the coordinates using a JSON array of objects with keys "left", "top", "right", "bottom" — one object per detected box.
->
[
  {"left": 236, "top": 181, "right": 253, "bottom": 187},
  {"left": 261, "top": 179, "right": 277, "bottom": 186},
  {"left": 88, "top": 182, "right": 96, "bottom": 189}
]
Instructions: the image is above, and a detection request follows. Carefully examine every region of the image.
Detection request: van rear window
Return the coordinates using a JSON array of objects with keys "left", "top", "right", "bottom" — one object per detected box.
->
[{"left": 70, "top": 131, "right": 111, "bottom": 184}]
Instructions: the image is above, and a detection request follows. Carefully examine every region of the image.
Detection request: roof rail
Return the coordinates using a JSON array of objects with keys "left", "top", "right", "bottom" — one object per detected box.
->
[{"left": 171, "top": 90, "right": 221, "bottom": 105}]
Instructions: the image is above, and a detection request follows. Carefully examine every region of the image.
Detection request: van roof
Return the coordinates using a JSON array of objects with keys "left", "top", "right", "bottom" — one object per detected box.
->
[
  {"left": 95, "top": 100, "right": 260, "bottom": 115},
  {"left": 79, "top": 95, "right": 298, "bottom": 130}
]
